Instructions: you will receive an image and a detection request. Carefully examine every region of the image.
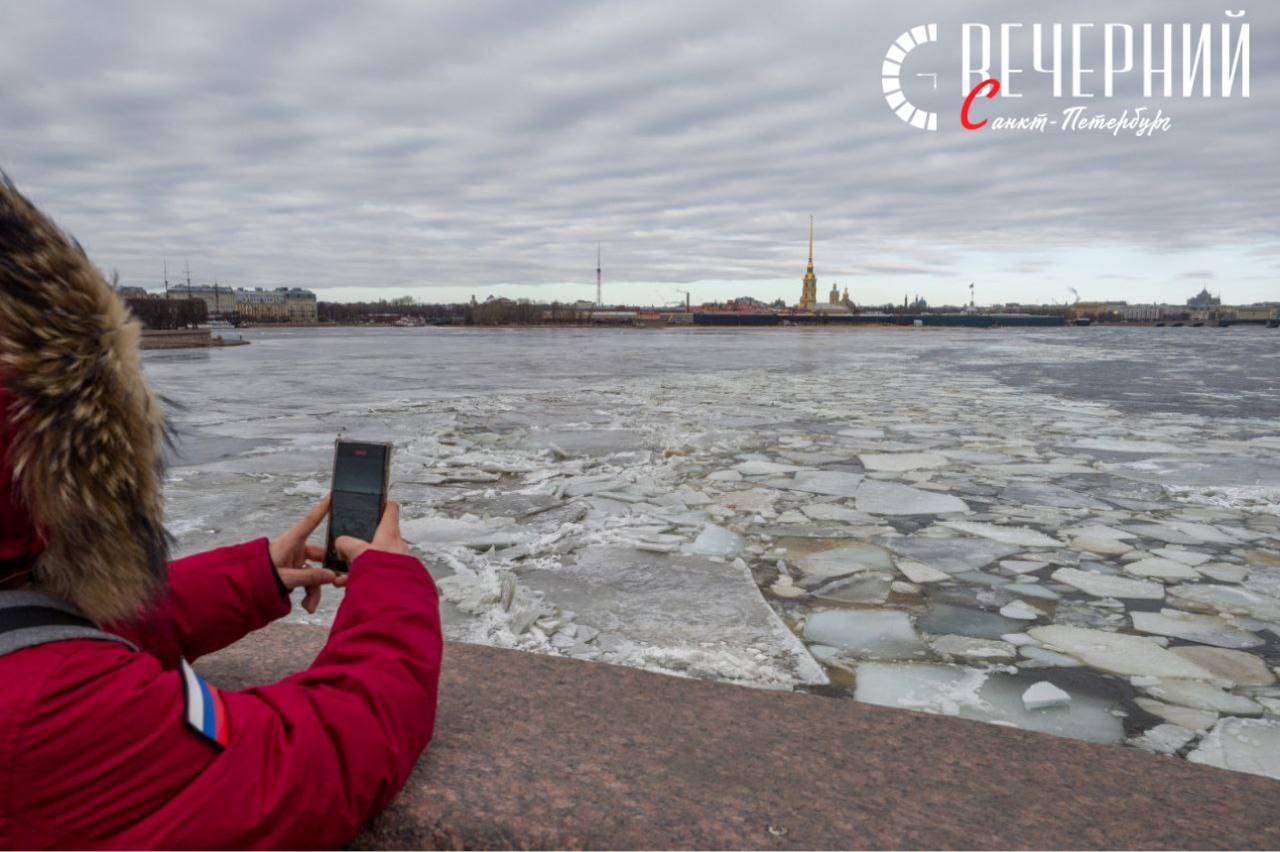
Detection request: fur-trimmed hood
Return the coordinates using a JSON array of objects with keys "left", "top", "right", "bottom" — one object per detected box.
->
[{"left": 0, "top": 174, "right": 168, "bottom": 622}]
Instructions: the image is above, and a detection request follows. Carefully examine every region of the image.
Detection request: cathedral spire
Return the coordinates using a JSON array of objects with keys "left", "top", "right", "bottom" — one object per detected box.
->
[{"left": 799, "top": 215, "right": 818, "bottom": 310}]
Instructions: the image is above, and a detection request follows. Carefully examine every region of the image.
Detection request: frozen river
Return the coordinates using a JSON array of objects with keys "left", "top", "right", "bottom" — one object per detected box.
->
[{"left": 146, "top": 325, "right": 1280, "bottom": 778}]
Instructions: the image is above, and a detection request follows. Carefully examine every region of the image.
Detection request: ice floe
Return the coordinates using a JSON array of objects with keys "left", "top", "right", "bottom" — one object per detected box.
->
[
  {"left": 1130, "top": 609, "right": 1264, "bottom": 650},
  {"left": 687, "top": 524, "right": 745, "bottom": 559},
  {"left": 896, "top": 561, "right": 951, "bottom": 584},
  {"left": 1139, "top": 679, "right": 1263, "bottom": 716},
  {"left": 1128, "top": 724, "right": 1196, "bottom": 755},
  {"left": 786, "top": 470, "right": 864, "bottom": 497},
  {"left": 1022, "top": 681, "right": 1071, "bottom": 711},
  {"left": 855, "top": 663, "right": 1124, "bottom": 743},
  {"left": 1169, "top": 646, "right": 1276, "bottom": 686},
  {"left": 1123, "top": 557, "right": 1200, "bottom": 580},
  {"left": 929, "top": 634, "right": 1018, "bottom": 662},
  {"left": 855, "top": 480, "right": 969, "bottom": 515},
  {"left": 1051, "top": 568, "right": 1165, "bottom": 600},
  {"left": 1188, "top": 718, "right": 1280, "bottom": 780},
  {"left": 1028, "top": 625, "right": 1215, "bottom": 679},
  {"left": 941, "top": 521, "right": 1064, "bottom": 548},
  {"left": 1000, "top": 600, "right": 1045, "bottom": 621},
  {"left": 802, "top": 610, "right": 928, "bottom": 660},
  {"left": 1168, "top": 583, "right": 1280, "bottom": 621},
  {"left": 1133, "top": 697, "right": 1218, "bottom": 731},
  {"left": 859, "top": 452, "right": 948, "bottom": 472},
  {"left": 795, "top": 543, "right": 893, "bottom": 577}
]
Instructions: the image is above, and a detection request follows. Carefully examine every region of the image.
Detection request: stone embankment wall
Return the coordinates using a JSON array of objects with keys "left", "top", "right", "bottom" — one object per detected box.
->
[{"left": 200, "top": 622, "right": 1280, "bottom": 850}]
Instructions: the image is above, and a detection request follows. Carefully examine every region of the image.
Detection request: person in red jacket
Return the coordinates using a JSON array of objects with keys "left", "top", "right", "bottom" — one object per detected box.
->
[{"left": 0, "top": 174, "right": 443, "bottom": 849}]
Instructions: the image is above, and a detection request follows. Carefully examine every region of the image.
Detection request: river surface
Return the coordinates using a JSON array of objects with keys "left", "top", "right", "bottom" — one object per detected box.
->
[{"left": 145, "top": 325, "right": 1280, "bottom": 777}]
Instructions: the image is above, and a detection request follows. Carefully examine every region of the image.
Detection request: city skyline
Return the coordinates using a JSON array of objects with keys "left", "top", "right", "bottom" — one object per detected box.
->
[{"left": 2, "top": 1, "right": 1277, "bottom": 306}]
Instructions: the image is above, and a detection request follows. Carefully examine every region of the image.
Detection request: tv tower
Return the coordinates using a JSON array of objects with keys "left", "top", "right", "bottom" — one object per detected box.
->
[{"left": 596, "top": 244, "right": 602, "bottom": 307}]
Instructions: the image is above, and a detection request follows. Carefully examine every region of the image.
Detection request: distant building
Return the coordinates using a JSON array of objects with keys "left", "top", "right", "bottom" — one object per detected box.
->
[
  {"left": 828, "top": 283, "right": 841, "bottom": 304},
  {"left": 167, "top": 285, "right": 238, "bottom": 317},
  {"left": 236, "top": 288, "right": 287, "bottom": 322},
  {"left": 117, "top": 285, "right": 150, "bottom": 299},
  {"left": 1225, "top": 305, "right": 1278, "bottom": 322},
  {"left": 234, "top": 287, "right": 316, "bottom": 323},
  {"left": 283, "top": 288, "right": 318, "bottom": 323},
  {"left": 1187, "top": 287, "right": 1221, "bottom": 308},
  {"left": 1119, "top": 304, "right": 1161, "bottom": 322}
]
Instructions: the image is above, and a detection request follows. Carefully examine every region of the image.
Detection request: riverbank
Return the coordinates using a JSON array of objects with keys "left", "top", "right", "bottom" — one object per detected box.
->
[{"left": 200, "top": 623, "right": 1280, "bottom": 849}]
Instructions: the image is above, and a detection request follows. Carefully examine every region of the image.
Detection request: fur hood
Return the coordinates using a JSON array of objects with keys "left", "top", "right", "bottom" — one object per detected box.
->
[{"left": 0, "top": 174, "right": 168, "bottom": 621}]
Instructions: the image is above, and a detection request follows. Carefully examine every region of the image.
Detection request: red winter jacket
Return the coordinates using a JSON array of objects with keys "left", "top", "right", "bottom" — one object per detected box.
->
[{"left": 0, "top": 538, "right": 443, "bottom": 849}]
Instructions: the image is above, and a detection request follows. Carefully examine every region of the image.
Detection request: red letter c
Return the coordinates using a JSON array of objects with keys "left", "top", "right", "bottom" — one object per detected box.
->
[{"left": 961, "top": 78, "right": 1000, "bottom": 130}]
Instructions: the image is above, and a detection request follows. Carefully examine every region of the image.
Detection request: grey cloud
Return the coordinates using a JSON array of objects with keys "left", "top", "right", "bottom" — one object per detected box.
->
[{"left": 0, "top": 0, "right": 1276, "bottom": 303}]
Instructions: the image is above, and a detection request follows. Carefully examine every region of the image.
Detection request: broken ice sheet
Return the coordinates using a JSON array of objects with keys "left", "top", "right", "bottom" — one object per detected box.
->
[
  {"left": 855, "top": 663, "right": 1125, "bottom": 744},
  {"left": 1170, "top": 646, "right": 1276, "bottom": 686},
  {"left": 1123, "top": 557, "right": 1200, "bottom": 581},
  {"left": 1130, "top": 609, "right": 1264, "bottom": 650},
  {"left": 811, "top": 574, "right": 894, "bottom": 606},
  {"left": 888, "top": 535, "right": 1020, "bottom": 575},
  {"left": 519, "top": 546, "right": 826, "bottom": 688},
  {"left": 401, "top": 515, "right": 528, "bottom": 550},
  {"left": 1051, "top": 567, "right": 1165, "bottom": 600},
  {"left": 1027, "top": 625, "right": 1215, "bottom": 679},
  {"left": 786, "top": 470, "right": 865, "bottom": 498},
  {"left": 918, "top": 603, "right": 1026, "bottom": 640},
  {"left": 1133, "top": 697, "right": 1218, "bottom": 731},
  {"left": 1139, "top": 679, "right": 1264, "bottom": 716},
  {"left": 929, "top": 634, "right": 1017, "bottom": 662},
  {"left": 1188, "top": 717, "right": 1280, "bottom": 780},
  {"left": 1128, "top": 724, "right": 1197, "bottom": 755},
  {"left": 859, "top": 452, "right": 948, "bottom": 472},
  {"left": 1022, "top": 681, "right": 1071, "bottom": 711},
  {"left": 940, "top": 521, "right": 1064, "bottom": 548},
  {"left": 855, "top": 480, "right": 969, "bottom": 515},
  {"left": 795, "top": 543, "right": 894, "bottom": 577},
  {"left": 800, "top": 502, "right": 871, "bottom": 523},
  {"left": 802, "top": 609, "right": 928, "bottom": 660},
  {"left": 686, "top": 524, "right": 744, "bottom": 559},
  {"left": 1168, "top": 583, "right": 1280, "bottom": 621}
]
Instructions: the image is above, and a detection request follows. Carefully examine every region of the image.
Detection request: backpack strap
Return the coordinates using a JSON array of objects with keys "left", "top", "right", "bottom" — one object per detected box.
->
[{"left": 0, "top": 590, "right": 137, "bottom": 657}]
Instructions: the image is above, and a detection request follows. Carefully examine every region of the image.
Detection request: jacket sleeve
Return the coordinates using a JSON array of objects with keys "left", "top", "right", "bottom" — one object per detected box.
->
[
  {"left": 107, "top": 537, "right": 291, "bottom": 667},
  {"left": 20, "top": 549, "right": 443, "bottom": 850}
]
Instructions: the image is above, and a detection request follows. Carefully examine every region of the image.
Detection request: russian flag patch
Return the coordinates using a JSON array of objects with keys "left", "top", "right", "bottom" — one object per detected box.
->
[{"left": 180, "top": 658, "right": 229, "bottom": 750}]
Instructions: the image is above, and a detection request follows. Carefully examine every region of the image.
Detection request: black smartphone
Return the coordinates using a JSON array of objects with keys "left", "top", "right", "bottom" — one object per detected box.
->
[{"left": 324, "top": 439, "right": 392, "bottom": 571}]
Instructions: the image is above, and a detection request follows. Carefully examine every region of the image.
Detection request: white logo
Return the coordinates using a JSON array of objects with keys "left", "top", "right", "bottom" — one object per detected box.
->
[{"left": 882, "top": 24, "right": 938, "bottom": 131}]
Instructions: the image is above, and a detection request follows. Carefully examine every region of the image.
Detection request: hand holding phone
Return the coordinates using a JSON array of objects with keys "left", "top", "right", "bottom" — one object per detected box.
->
[
  {"left": 325, "top": 440, "right": 392, "bottom": 571},
  {"left": 333, "top": 501, "right": 410, "bottom": 566}
]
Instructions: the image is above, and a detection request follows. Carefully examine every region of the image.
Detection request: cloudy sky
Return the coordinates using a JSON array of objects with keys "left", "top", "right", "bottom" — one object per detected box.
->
[{"left": 1, "top": 0, "right": 1276, "bottom": 307}]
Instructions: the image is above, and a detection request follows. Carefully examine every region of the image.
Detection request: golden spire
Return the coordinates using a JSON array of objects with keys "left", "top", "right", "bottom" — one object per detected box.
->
[{"left": 799, "top": 215, "right": 818, "bottom": 310}]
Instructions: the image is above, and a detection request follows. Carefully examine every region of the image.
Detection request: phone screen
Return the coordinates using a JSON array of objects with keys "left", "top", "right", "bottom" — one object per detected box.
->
[{"left": 325, "top": 441, "right": 391, "bottom": 570}]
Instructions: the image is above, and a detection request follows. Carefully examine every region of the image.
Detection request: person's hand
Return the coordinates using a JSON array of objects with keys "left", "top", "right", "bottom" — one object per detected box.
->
[
  {"left": 334, "top": 501, "right": 410, "bottom": 566},
  {"left": 269, "top": 495, "right": 341, "bottom": 613}
]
